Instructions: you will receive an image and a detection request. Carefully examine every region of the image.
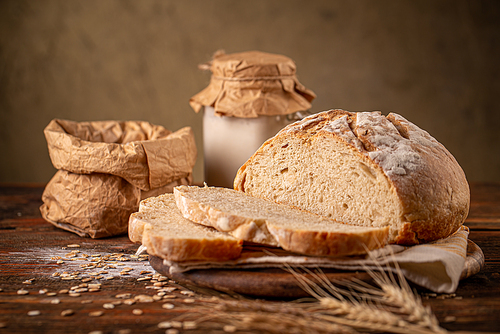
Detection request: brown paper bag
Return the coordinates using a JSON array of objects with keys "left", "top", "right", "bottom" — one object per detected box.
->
[{"left": 40, "top": 119, "right": 197, "bottom": 238}]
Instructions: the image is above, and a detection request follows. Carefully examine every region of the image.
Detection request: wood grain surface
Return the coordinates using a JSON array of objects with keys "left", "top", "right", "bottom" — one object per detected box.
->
[{"left": 1, "top": 182, "right": 500, "bottom": 333}]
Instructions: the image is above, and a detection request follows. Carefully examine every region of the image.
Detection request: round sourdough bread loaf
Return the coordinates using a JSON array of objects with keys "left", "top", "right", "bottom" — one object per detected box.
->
[{"left": 234, "top": 109, "right": 470, "bottom": 245}]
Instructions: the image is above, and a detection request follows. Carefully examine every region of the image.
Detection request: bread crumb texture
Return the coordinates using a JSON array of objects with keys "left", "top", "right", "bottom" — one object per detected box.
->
[{"left": 234, "top": 109, "right": 470, "bottom": 245}]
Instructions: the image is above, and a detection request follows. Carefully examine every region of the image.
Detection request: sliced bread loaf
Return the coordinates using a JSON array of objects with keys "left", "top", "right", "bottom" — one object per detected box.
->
[
  {"left": 174, "top": 185, "right": 389, "bottom": 257},
  {"left": 128, "top": 194, "right": 243, "bottom": 261},
  {"left": 234, "top": 109, "right": 470, "bottom": 245}
]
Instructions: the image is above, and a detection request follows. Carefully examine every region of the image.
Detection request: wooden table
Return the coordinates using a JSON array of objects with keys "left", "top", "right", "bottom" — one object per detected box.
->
[{"left": 1, "top": 182, "right": 499, "bottom": 333}]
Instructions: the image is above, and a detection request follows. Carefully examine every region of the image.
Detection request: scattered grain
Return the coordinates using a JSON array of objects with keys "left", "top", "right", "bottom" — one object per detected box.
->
[
  {"left": 69, "top": 293, "right": 81, "bottom": 297},
  {"left": 162, "top": 303, "right": 175, "bottom": 310},
  {"left": 158, "top": 321, "right": 172, "bottom": 329},
  {"left": 67, "top": 244, "right": 80, "bottom": 248},
  {"left": 89, "top": 311, "right": 104, "bottom": 317},
  {"left": 61, "top": 309, "right": 74, "bottom": 316},
  {"left": 27, "top": 310, "right": 40, "bottom": 316},
  {"left": 47, "top": 292, "right": 57, "bottom": 297},
  {"left": 182, "top": 298, "right": 195, "bottom": 304},
  {"left": 117, "top": 330, "right": 131, "bottom": 334},
  {"left": 59, "top": 289, "right": 69, "bottom": 294},
  {"left": 39, "top": 289, "right": 48, "bottom": 295},
  {"left": 132, "top": 309, "right": 143, "bottom": 315},
  {"left": 134, "top": 295, "right": 154, "bottom": 303},
  {"left": 17, "top": 289, "right": 29, "bottom": 295},
  {"left": 116, "top": 293, "right": 131, "bottom": 299},
  {"left": 50, "top": 298, "right": 61, "bottom": 304},
  {"left": 223, "top": 325, "right": 237, "bottom": 333},
  {"left": 163, "top": 295, "right": 176, "bottom": 300},
  {"left": 166, "top": 330, "right": 179, "bottom": 334},
  {"left": 103, "top": 303, "right": 115, "bottom": 309}
]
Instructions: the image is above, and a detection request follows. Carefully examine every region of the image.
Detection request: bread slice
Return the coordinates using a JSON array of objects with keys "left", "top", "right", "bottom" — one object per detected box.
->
[
  {"left": 234, "top": 109, "right": 470, "bottom": 245},
  {"left": 128, "top": 194, "right": 243, "bottom": 261},
  {"left": 174, "top": 185, "right": 389, "bottom": 257}
]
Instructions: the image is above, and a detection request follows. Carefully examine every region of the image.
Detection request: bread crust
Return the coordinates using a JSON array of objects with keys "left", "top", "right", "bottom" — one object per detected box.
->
[
  {"left": 174, "top": 186, "right": 389, "bottom": 257},
  {"left": 234, "top": 109, "right": 470, "bottom": 245},
  {"left": 128, "top": 194, "right": 242, "bottom": 262}
]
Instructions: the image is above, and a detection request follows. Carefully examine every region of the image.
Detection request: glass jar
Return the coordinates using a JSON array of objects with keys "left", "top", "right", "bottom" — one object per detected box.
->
[
  {"left": 190, "top": 51, "right": 316, "bottom": 188},
  {"left": 203, "top": 106, "right": 308, "bottom": 188}
]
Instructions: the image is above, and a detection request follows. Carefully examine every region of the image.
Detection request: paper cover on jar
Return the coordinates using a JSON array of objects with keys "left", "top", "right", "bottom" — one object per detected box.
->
[{"left": 189, "top": 50, "right": 316, "bottom": 118}]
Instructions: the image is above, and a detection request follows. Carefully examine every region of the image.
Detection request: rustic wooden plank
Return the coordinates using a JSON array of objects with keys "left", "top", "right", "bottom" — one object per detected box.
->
[{"left": 1, "top": 183, "right": 500, "bottom": 333}]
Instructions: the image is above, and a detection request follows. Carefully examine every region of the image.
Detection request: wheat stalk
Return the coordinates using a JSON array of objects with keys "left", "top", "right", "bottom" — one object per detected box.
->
[{"left": 178, "top": 251, "right": 447, "bottom": 334}]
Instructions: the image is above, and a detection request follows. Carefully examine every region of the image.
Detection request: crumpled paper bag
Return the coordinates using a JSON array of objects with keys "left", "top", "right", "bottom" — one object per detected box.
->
[
  {"left": 189, "top": 50, "right": 316, "bottom": 118},
  {"left": 161, "top": 226, "right": 475, "bottom": 293},
  {"left": 40, "top": 119, "right": 197, "bottom": 238}
]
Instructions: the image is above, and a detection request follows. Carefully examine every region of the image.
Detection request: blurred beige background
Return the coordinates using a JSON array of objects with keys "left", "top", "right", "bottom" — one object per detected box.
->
[{"left": 1, "top": 0, "right": 499, "bottom": 184}]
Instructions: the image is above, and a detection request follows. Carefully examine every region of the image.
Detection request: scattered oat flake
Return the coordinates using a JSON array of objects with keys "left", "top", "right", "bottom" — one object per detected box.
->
[
  {"left": 132, "top": 309, "right": 143, "bottom": 315},
  {"left": 50, "top": 298, "right": 61, "bottom": 304},
  {"left": 223, "top": 325, "right": 237, "bottom": 333},
  {"left": 69, "top": 293, "right": 81, "bottom": 297},
  {"left": 88, "top": 331, "right": 103, "bottom": 334},
  {"left": 67, "top": 244, "right": 80, "bottom": 248},
  {"left": 163, "top": 295, "right": 176, "bottom": 299},
  {"left": 134, "top": 295, "right": 154, "bottom": 303},
  {"left": 116, "top": 293, "right": 131, "bottom": 299},
  {"left": 158, "top": 321, "right": 172, "bottom": 329},
  {"left": 61, "top": 309, "right": 74, "bottom": 316},
  {"left": 39, "top": 289, "right": 48, "bottom": 294},
  {"left": 17, "top": 289, "right": 29, "bottom": 295},
  {"left": 162, "top": 303, "right": 175, "bottom": 309},
  {"left": 123, "top": 299, "right": 135, "bottom": 305},
  {"left": 103, "top": 303, "right": 115, "bottom": 309},
  {"left": 182, "top": 298, "right": 195, "bottom": 304},
  {"left": 81, "top": 300, "right": 93, "bottom": 304},
  {"left": 27, "top": 310, "right": 40, "bottom": 316},
  {"left": 81, "top": 278, "right": 92, "bottom": 283},
  {"left": 89, "top": 311, "right": 104, "bottom": 317},
  {"left": 117, "top": 330, "right": 131, "bottom": 334},
  {"left": 46, "top": 292, "right": 57, "bottom": 296},
  {"left": 166, "top": 330, "right": 179, "bottom": 334}
]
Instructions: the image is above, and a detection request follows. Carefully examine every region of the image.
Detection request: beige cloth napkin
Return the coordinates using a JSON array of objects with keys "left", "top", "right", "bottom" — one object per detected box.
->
[{"left": 163, "top": 226, "right": 470, "bottom": 294}]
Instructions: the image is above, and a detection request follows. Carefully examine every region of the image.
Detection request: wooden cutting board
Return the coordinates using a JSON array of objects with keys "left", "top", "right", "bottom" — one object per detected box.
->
[{"left": 150, "top": 240, "right": 484, "bottom": 298}]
